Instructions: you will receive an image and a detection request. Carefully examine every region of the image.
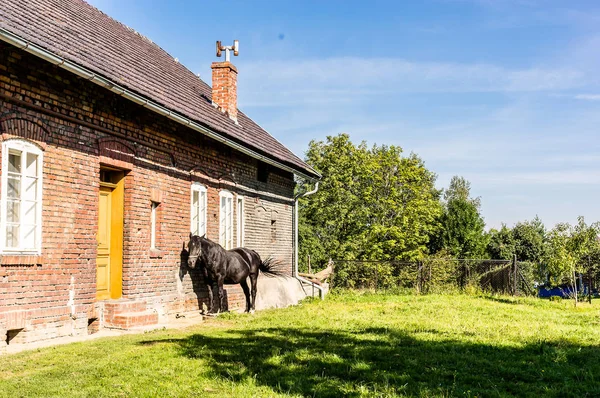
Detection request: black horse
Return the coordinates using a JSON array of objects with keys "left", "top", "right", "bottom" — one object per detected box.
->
[{"left": 187, "top": 234, "right": 283, "bottom": 313}]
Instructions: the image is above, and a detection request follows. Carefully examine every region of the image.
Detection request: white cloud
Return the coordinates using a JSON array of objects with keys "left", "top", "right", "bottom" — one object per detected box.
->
[
  {"left": 574, "top": 94, "right": 600, "bottom": 101},
  {"left": 238, "top": 57, "right": 588, "bottom": 108}
]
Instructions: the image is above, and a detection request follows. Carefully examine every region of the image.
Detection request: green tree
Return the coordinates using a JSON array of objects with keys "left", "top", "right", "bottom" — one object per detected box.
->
[
  {"left": 362, "top": 147, "right": 442, "bottom": 260},
  {"left": 298, "top": 134, "right": 441, "bottom": 269},
  {"left": 486, "top": 224, "right": 515, "bottom": 260},
  {"left": 570, "top": 217, "right": 600, "bottom": 263},
  {"left": 431, "top": 176, "right": 487, "bottom": 258},
  {"left": 544, "top": 217, "right": 600, "bottom": 286},
  {"left": 443, "top": 175, "right": 481, "bottom": 208},
  {"left": 512, "top": 216, "right": 546, "bottom": 264},
  {"left": 569, "top": 217, "right": 600, "bottom": 293},
  {"left": 298, "top": 134, "right": 370, "bottom": 267},
  {"left": 544, "top": 223, "right": 576, "bottom": 286}
]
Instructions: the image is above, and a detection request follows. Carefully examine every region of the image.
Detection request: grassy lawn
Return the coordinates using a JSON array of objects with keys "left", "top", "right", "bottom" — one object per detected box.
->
[{"left": 2, "top": 292, "right": 600, "bottom": 397}]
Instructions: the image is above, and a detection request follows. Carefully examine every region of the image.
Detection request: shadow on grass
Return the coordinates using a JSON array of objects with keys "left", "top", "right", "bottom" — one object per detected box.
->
[
  {"left": 140, "top": 326, "right": 600, "bottom": 397},
  {"left": 481, "top": 295, "right": 527, "bottom": 305}
]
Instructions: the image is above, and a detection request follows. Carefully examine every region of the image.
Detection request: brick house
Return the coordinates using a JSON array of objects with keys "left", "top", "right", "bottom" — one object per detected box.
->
[{"left": 0, "top": 0, "right": 320, "bottom": 351}]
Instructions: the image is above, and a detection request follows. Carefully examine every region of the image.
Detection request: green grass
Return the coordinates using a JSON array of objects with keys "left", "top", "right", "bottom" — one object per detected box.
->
[{"left": 2, "top": 292, "right": 600, "bottom": 397}]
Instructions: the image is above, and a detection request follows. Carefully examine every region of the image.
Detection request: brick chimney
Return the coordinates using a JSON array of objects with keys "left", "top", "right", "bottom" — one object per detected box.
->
[{"left": 211, "top": 61, "right": 238, "bottom": 122}]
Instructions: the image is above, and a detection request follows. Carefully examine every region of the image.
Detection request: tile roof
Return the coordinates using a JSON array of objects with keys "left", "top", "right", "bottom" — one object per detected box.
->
[{"left": 0, "top": 0, "right": 319, "bottom": 179}]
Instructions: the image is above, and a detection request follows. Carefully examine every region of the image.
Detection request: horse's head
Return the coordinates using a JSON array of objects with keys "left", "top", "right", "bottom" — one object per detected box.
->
[{"left": 187, "top": 233, "right": 205, "bottom": 269}]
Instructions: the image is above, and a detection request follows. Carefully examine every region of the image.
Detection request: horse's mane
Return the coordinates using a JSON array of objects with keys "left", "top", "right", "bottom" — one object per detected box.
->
[
  {"left": 199, "top": 236, "right": 226, "bottom": 263},
  {"left": 199, "top": 236, "right": 219, "bottom": 249}
]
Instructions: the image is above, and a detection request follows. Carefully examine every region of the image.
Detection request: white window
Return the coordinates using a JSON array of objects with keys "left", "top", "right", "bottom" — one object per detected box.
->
[
  {"left": 236, "top": 196, "right": 244, "bottom": 247},
  {"left": 190, "top": 183, "right": 207, "bottom": 236},
  {"left": 150, "top": 201, "right": 158, "bottom": 249},
  {"left": 219, "top": 190, "right": 233, "bottom": 249},
  {"left": 1, "top": 140, "right": 43, "bottom": 253}
]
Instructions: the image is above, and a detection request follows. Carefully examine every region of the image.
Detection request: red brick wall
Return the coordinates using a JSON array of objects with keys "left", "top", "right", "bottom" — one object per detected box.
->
[{"left": 0, "top": 42, "right": 296, "bottom": 347}]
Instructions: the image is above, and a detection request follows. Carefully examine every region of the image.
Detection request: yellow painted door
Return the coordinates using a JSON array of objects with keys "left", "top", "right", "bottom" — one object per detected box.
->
[{"left": 97, "top": 187, "right": 112, "bottom": 300}]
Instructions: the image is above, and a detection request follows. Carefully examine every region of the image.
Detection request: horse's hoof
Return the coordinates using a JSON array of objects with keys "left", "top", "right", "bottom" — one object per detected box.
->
[{"left": 250, "top": 309, "right": 255, "bottom": 314}]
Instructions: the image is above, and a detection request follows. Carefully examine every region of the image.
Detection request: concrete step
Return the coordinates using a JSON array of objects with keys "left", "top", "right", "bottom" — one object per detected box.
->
[{"left": 105, "top": 311, "right": 159, "bottom": 330}]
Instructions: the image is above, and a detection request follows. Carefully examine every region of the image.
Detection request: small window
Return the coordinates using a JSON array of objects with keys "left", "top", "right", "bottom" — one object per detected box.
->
[
  {"left": 1, "top": 140, "right": 43, "bottom": 253},
  {"left": 190, "top": 183, "right": 207, "bottom": 236},
  {"left": 257, "top": 161, "right": 269, "bottom": 183},
  {"left": 150, "top": 201, "right": 159, "bottom": 249},
  {"left": 219, "top": 190, "right": 233, "bottom": 249},
  {"left": 271, "top": 219, "right": 277, "bottom": 243},
  {"left": 236, "top": 196, "right": 245, "bottom": 247}
]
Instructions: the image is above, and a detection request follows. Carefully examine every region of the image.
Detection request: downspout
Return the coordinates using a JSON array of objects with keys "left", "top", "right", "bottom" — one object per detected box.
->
[{"left": 294, "top": 181, "right": 325, "bottom": 299}]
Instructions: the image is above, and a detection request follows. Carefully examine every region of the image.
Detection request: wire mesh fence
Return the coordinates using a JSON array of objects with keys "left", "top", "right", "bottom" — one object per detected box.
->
[{"left": 330, "top": 257, "right": 536, "bottom": 296}]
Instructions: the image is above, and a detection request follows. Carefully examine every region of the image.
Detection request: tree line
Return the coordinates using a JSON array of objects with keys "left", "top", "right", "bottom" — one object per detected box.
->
[{"left": 299, "top": 134, "right": 600, "bottom": 288}]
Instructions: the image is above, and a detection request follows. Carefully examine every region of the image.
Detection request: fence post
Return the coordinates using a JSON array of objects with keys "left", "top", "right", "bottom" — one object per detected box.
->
[
  {"left": 588, "top": 256, "right": 592, "bottom": 305},
  {"left": 416, "top": 262, "right": 422, "bottom": 294},
  {"left": 419, "top": 261, "right": 424, "bottom": 293},
  {"left": 428, "top": 261, "right": 432, "bottom": 294},
  {"left": 512, "top": 254, "right": 518, "bottom": 296},
  {"left": 419, "top": 261, "right": 425, "bottom": 293},
  {"left": 330, "top": 262, "right": 336, "bottom": 289},
  {"left": 461, "top": 262, "right": 468, "bottom": 289}
]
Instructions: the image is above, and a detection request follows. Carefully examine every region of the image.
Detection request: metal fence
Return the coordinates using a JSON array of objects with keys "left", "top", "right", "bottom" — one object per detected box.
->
[{"left": 330, "top": 256, "right": 535, "bottom": 296}]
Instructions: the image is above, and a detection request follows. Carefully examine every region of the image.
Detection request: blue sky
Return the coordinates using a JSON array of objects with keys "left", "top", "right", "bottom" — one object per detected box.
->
[{"left": 88, "top": 0, "right": 600, "bottom": 229}]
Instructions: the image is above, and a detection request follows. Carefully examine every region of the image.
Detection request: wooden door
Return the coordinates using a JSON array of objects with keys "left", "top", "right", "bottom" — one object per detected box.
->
[
  {"left": 96, "top": 186, "right": 112, "bottom": 300},
  {"left": 96, "top": 169, "right": 124, "bottom": 300}
]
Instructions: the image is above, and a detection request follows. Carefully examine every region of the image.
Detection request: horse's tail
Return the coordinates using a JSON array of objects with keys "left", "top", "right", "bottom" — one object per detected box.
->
[{"left": 259, "top": 257, "right": 287, "bottom": 277}]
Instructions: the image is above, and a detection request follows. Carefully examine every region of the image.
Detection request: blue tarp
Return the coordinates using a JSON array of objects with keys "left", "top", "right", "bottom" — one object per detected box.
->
[{"left": 538, "top": 285, "right": 588, "bottom": 298}]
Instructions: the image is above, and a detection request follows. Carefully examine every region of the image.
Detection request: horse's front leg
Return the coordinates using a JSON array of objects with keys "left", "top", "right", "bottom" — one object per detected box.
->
[
  {"left": 215, "top": 277, "right": 225, "bottom": 314},
  {"left": 219, "top": 281, "right": 226, "bottom": 313},
  {"left": 202, "top": 267, "right": 214, "bottom": 314},
  {"left": 206, "top": 281, "right": 214, "bottom": 314}
]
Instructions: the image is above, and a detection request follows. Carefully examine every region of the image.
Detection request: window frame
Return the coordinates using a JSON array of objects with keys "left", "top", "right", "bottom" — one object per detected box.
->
[
  {"left": 150, "top": 201, "right": 158, "bottom": 249},
  {"left": 0, "top": 139, "right": 44, "bottom": 254},
  {"left": 219, "top": 190, "right": 233, "bottom": 249},
  {"left": 190, "top": 183, "right": 207, "bottom": 237},
  {"left": 236, "top": 195, "right": 245, "bottom": 247}
]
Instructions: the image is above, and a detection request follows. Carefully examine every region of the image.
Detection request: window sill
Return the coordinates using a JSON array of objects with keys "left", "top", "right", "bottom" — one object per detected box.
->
[
  {"left": 149, "top": 249, "right": 163, "bottom": 259},
  {"left": 0, "top": 254, "right": 43, "bottom": 266}
]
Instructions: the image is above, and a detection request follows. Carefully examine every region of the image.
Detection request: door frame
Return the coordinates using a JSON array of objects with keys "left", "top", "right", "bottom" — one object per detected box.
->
[{"left": 97, "top": 168, "right": 125, "bottom": 300}]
